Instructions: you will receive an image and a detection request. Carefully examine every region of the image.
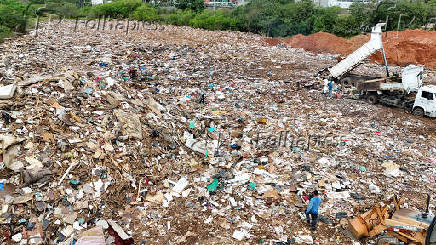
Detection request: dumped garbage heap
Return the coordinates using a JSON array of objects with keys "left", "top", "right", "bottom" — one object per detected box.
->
[{"left": 0, "top": 21, "right": 435, "bottom": 244}]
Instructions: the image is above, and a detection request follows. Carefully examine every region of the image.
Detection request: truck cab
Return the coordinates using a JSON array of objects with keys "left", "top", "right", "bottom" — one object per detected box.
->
[{"left": 413, "top": 85, "right": 436, "bottom": 117}]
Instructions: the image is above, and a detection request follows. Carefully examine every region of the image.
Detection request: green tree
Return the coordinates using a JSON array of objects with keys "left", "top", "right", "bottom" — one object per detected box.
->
[
  {"left": 313, "top": 6, "right": 341, "bottom": 33},
  {"left": 188, "top": 10, "right": 237, "bottom": 30},
  {"left": 131, "top": 4, "right": 160, "bottom": 21},
  {"left": 333, "top": 14, "right": 360, "bottom": 37},
  {"left": 45, "top": 2, "right": 79, "bottom": 17},
  {"left": 233, "top": 0, "right": 281, "bottom": 36},
  {"left": 0, "top": 0, "right": 28, "bottom": 33},
  {"left": 166, "top": 9, "right": 195, "bottom": 25},
  {"left": 175, "top": 0, "right": 204, "bottom": 12},
  {"left": 369, "top": 0, "right": 433, "bottom": 31},
  {"left": 278, "top": 0, "right": 315, "bottom": 35},
  {"left": 91, "top": 0, "right": 142, "bottom": 18}
]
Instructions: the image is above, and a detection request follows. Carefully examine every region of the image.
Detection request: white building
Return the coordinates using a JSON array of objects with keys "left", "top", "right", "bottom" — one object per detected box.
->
[
  {"left": 91, "top": 0, "right": 103, "bottom": 5},
  {"left": 310, "top": 0, "right": 371, "bottom": 8},
  {"left": 91, "top": 0, "right": 113, "bottom": 5},
  {"left": 329, "top": 0, "right": 370, "bottom": 8}
]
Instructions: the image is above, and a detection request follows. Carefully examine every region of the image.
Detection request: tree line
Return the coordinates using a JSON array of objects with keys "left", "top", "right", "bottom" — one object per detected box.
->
[{"left": 1, "top": 0, "right": 435, "bottom": 41}]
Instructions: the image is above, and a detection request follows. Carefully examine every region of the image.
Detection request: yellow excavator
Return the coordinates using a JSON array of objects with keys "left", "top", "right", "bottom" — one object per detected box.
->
[{"left": 349, "top": 195, "right": 435, "bottom": 245}]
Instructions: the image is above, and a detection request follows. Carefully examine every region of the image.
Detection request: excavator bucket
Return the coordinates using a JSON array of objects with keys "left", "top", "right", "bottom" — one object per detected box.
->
[
  {"left": 348, "top": 205, "right": 389, "bottom": 239},
  {"left": 348, "top": 196, "right": 404, "bottom": 239}
]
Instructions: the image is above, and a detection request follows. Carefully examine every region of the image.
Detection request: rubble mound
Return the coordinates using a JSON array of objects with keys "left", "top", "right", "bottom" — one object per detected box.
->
[
  {"left": 284, "top": 32, "right": 352, "bottom": 55},
  {"left": 371, "top": 29, "right": 436, "bottom": 68},
  {"left": 277, "top": 29, "right": 436, "bottom": 68}
]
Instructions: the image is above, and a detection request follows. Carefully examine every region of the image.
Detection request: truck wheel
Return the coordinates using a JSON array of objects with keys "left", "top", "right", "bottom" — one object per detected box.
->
[
  {"left": 412, "top": 107, "right": 425, "bottom": 117},
  {"left": 367, "top": 94, "right": 378, "bottom": 104}
]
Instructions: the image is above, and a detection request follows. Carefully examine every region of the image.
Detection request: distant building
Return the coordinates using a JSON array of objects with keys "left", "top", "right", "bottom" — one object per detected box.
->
[
  {"left": 235, "top": 0, "right": 247, "bottom": 6},
  {"left": 91, "top": 0, "right": 112, "bottom": 5},
  {"left": 312, "top": 0, "right": 329, "bottom": 7},
  {"left": 205, "top": 0, "right": 240, "bottom": 8},
  {"left": 91, "top": 0, "right": 103, "bottom": 5},
  {"left": 329, "top": 0, "right": 370, "bottom": 8},
  {"left": 309, "top": 0, "right": 370, "bottom": 8}
]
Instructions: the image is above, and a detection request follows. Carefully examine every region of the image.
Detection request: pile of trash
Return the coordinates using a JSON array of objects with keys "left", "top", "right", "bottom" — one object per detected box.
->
[{"left": 0, "top": 21, "right": 434, "bottom": 244}]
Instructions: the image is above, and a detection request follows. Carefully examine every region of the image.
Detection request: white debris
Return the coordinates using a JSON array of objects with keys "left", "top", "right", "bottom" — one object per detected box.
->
[{"left": 0, "top": 84, "right": 16, "bottom": 99}]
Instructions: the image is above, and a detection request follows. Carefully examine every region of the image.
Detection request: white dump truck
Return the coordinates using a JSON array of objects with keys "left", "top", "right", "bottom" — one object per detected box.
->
[{"left": 320, "top": 23, "right": 436, "bottom": 117}]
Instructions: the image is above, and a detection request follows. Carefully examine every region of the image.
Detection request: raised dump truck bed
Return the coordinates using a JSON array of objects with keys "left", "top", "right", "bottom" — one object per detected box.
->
[{"left": 328, "top": 23, "right": 386, "bottom": 80}]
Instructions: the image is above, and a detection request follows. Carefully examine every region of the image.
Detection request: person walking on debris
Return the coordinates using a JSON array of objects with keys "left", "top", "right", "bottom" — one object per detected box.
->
[
  {"left": 129, "top": 67, "right": 137, "bottom": 80},
  {"left": 198, "top": 88, "right": 206, "bottom": 104},
  {"left": 328, "top": 79, "right": 334, "bottom": 98},
  {"left": 305, "top": 190, "right": 322, "bottom": 231}
]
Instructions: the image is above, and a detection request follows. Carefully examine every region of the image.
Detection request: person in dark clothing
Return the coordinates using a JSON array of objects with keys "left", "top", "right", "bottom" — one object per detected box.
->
[
  {"left": 129, "top": 67, "right": 137, "bottom": 79},
  {"left": 305, "top": 190, "right": 322, "bottom": 231},
  {"left": 198, "top": 88, "right": 205, "bottom": 104}
]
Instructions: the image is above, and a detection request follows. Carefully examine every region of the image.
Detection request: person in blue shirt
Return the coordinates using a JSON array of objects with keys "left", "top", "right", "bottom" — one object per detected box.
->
[
  {"left": 305, "top": 190, "right": 322, "bottom": 230},
  {"left": 328, "top": 80, "right": 334, "bottom": 98}
]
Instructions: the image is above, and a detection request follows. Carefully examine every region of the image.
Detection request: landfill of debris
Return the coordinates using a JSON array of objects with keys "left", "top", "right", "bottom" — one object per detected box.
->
[{"left": 0, "top": 21, "right": 435, "bottom": 244}]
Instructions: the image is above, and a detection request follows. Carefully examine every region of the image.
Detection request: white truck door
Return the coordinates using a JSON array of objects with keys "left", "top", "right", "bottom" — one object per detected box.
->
[
  {"left": 414, "top": 89, "right": 427, "bottom": 111},
  {"left": 427, "top": 92, "right": 436, "bottom": 117},
  {"left": 415, "top": 89, "right": 436, "bottom": 117}
]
